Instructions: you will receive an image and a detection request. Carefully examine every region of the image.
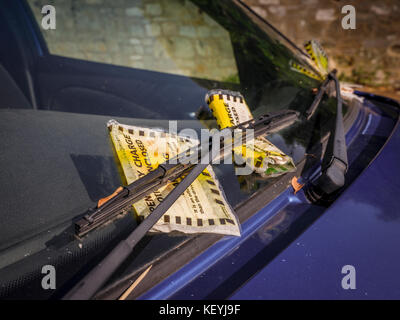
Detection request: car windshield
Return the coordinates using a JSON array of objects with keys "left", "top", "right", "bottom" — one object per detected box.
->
[{"left": 0, "top": 0, "right": 343, "bottom": 298}]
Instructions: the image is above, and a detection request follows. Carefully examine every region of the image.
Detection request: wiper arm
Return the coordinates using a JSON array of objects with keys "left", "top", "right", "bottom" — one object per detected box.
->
[
  {"left": 305, "top": 70, "right": 349, "bottom": 202},
  {"left": 305, "top": 74, "right": 332, "bottom": 120},
  {"left": 65, "top": 109, "right": 299, "bottom": 300}
]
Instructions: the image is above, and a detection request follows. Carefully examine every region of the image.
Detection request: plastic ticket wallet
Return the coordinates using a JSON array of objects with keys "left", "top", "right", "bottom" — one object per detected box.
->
[
  {"left": 107, "top": 120, "right": 241, "bottom": 236},
  {"left": 205, "top": 90, "right": 296, "bottom": 178}
]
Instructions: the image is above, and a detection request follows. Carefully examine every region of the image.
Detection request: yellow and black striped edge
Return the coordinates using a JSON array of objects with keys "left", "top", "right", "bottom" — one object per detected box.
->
[
  {"left": 304, "top": 40, "right": 329, "bottom": 76},
  {"left": 161, "top": 171, "right": 236, "bottom": 228},
  {"left": 205, "top": 89, "right": 251, "bottom": 130},
  {"left": 109, "top": 121, "right": 238, "bottom": 229},
  {"left": 289, "top": 60, "right": 323, "bottom": 81}
]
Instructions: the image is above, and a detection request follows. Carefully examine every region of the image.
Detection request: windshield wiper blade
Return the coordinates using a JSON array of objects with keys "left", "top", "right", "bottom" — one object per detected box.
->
[
  {"left": 305, "top": 70, "right": 349, "bottom": 202},
  {"left": 305, "top": 74, "right": 332, "bottom": 120},
  {"left": 65, "top": 109, "right": 299, "bottom": 300}
]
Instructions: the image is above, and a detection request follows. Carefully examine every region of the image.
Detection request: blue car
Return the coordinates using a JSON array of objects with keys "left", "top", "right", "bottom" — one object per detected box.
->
[{"left": 0, "top": 0, "right": 399, "bottom": 300}]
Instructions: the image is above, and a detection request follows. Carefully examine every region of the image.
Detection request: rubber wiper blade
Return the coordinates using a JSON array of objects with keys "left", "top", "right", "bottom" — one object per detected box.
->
[
  {"left": 305, "top": 74, "right": 332, "bottom": 120},
  {"left": 65, "top": 109, "right": 299, "bottom": 300},
  {"left": 305, "top": 71, "right": 349, "bottom": 202}
]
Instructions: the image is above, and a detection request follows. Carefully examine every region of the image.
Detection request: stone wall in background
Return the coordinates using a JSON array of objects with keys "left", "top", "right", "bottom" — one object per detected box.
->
[
  {"left": 243, "top": 0, "right": 400, "bottom": 92},
  {"left": 29, "top": 0, "right": 400, "bottom": 92},
  {"left": 28, "top": 0, "right": 238, "bottom": 82}
]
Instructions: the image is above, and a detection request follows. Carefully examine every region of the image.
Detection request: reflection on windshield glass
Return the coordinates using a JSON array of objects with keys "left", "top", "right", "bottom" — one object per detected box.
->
[{"left": 28, "top": 0, "right": 239, "bottom": 82}]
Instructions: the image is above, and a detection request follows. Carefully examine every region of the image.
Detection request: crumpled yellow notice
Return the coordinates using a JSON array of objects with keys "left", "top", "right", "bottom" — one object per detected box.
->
[
  {"left": 205, "top": 89, "right": 296, "bottom": 178},
  {"left": 107, "top": 120, "right": 240, "bottom": 236}
]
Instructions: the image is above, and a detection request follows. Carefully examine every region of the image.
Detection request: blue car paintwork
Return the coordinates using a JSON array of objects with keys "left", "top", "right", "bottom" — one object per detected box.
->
[
  {"left": 230, "top": 123, "right": 400, "bottom": 300},
  {"left": 139, "top": 95, "right": 400, "bottom": 300}
]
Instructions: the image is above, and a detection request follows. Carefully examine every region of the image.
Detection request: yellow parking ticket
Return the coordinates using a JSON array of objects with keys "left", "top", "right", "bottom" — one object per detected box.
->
[
  {"left": 107, "top": 120, "right": 241, "bottom": 236},
  {"left": 205, "top": 90, "right": 296, "bottom": 177}
]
